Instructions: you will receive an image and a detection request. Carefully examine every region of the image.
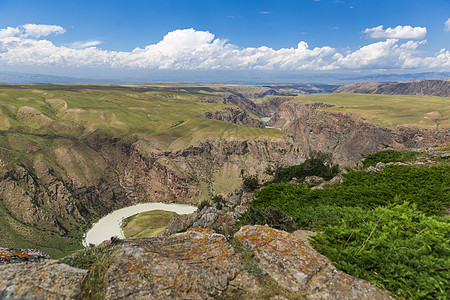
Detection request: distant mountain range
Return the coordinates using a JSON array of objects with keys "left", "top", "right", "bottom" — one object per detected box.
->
[
  {"left": 334, "top": 79, "right": 450, "bottom": 97},
  {"left": 1, "top": 70, "right": 449, "bottom": 85}
]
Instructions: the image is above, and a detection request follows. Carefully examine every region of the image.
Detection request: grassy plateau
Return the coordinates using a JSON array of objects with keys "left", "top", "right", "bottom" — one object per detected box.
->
[{"left": 294, "top": 93, "right": 450, "bottom": 129}]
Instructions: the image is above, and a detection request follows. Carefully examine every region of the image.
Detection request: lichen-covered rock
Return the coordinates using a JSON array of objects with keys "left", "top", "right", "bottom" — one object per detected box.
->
[
  {"left": 103, "top": 228, "right": 242, "bottom": 299},
  {"left": 0, "top": 246, "right": 50, "bottom": 264},
  {"left": 163, "top": 189, "right": 255, "bottom": 236},
  {"left": 0, "top": 260, "right": 87, "bottom": 299},
  {"left": 235, "top": 225, "right": 393, "bottom": 299}
]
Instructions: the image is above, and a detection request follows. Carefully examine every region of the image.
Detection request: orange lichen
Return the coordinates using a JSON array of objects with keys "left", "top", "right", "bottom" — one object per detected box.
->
[{"left": 0, "top": 247, "right": 44, "bottom": 260}]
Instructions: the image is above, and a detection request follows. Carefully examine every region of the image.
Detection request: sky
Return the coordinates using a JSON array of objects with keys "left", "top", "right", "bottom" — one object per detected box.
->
[{"left": 0, "top": 0, "right": 449, "bottom": 83}]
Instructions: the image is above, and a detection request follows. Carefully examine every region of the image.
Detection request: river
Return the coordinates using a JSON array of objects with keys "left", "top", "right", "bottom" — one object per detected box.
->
[{"left": 83, "top": 202, "right": 197, "bottom": 246}]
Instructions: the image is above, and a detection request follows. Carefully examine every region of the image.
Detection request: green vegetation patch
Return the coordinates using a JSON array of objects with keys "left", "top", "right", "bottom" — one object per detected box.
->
[
  {"left": 268, "top": 151, "right": 339, "bottom": 184},
  {"left": 121, "top": 210, "right": 179, "bottom": 238},
  {"left": 0, "top": 85, "right": 284, "bottom": 151},
  {"left": 60, "top": 241, "right": 120, "bottom": 299},
  {"left": 253, "top": 165, "right": 450, "bottom": 220},
  {"left": 248, "top": 163, "right": 450, "bottom": 299},
  {"left": 311, "top": 203, "right": 450, "bottom": 300},
  {"left": 363, "top": 149, "right": 419, "bottom": 167},
  {"left": 294, "top": 93, "right": 450, "bottom": 129}
]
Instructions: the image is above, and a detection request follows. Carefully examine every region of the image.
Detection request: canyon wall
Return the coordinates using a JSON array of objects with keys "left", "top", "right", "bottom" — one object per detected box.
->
[{"left": 269, "top": 101, "right": 449, "bottom": 164}]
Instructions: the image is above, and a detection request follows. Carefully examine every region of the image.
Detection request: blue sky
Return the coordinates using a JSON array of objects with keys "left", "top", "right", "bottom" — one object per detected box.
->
[{"left": 0, "top": 0, "right": 449, "bottom": 83}]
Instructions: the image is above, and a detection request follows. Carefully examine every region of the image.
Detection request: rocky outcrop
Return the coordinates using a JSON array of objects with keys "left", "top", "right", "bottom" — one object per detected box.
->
[
  {"left": 0, "top": 246, "right": 50, "bottom": 264},
  {"left": 1, "top": 227, "right": 393, "bottom": 299},
  {"left": 0, "top": 260, "right": 87, "bottom": 299},
  {"left": 204, "top": 107, "right": 264, "bottom": 128},
  {"left": 0, "top": 138, "right": 131, "bottom": 248},
  {"left": 222, "top": 94, "right": 265, "bottom": 116},
  {"left": 103, "top": 228, "right": 242, "bottom": 299},
  {"left": 269, "top": 101, "right": 449, "bottom": 164},
  {"left": 334, "top": 79, "right": 450, "bottom": 97},
  {"left": 255, "top": 96, "right": 291, "bottom": 115},
  {"left": 163, "top": 187, "right": 254, "bottom": 236},
  {"left": 235, "top": 225, "right": 393, "bottom": 299}
]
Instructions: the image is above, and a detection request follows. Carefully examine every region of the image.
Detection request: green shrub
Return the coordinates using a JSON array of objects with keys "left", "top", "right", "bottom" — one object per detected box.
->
[
  {"left": 240, "top": 170, "right": 260, "bottom": 191},
  {"left": 271, "top": 151, "right": 339, "bottom": 183},
  {"left": 293, "top": 205, "right": 364, "bottom": 230},
  {"left": 197, "top": 200, "right": 209, "bottom": 211},
  {"left": 241, "top": 206, "right": 296, "bottom": 232},
  {"left": 253, "top": 165, "right": 450, "bottom": 217},
  {"left": 60, "top": 242, "right": 119, "bottom": 299},
  {"left": 363, "top": 149, "right": 419, "bottom": 167},
  {"left": 59, "top": 245, "right": 114, "bottom": 269},
  {"left": 310, "top": 203, "right": 450, "bottom": 300},
  {"left": 211, "top": 195, "right": 226, "bottom": 210}
]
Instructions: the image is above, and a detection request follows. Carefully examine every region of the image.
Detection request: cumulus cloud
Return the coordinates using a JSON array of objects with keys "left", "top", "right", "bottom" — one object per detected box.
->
[
  {"left": 0, "top": 24, "right": 65, "bottom": 39},
  {"left": 0, "top": 27, "right": 21, "bottom": 39},
  {"left": 22, "top": 24, "right": 65, "bottom": 37},
  {"left": 0, "top": 24, "right": 449, "bottom": 73},
  {"left": 364, "top": 25, "right": 427, "bottom": 39},
  {"left": 445, "top": 18, "right": 450, "bottom": 31}
]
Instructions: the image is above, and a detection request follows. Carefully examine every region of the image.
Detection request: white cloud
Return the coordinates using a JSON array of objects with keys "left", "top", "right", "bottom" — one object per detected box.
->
[
  {"left": 22, "top": 24, "right": 65, "bottom": 38},
  {"left": 364, "top": 25, "right": 427, "bottom": 39},
  {"left": 259, "top": 11, "right": 271, "bottom": 14},
  {"left": 0, "top": 25, "right": 449, "bottom": 73},
  {"left": 445, "top": 18, "right": 450, "bottom": 31},
  {"left": 67, "top": 40, "right": 102, "bottom": 49},
  {"left": 0, "top": 27, "right": 21, "bottom": 39}
]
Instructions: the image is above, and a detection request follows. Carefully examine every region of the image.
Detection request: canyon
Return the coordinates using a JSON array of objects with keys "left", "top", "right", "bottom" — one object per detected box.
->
[{"left": 0, "top": 83, "right": 448, "bottom": 257}]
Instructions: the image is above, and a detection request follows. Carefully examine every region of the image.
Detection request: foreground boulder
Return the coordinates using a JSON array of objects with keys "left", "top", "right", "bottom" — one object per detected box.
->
[
  {"left": 0, "top": 260, "right": 87, "bottom": 299},
  {"left": 235, "top": 225, "right": 393, "bottom": 300},
  {"left": 0, "top": 246, "right": 50, "bottom": 264},
  {"left": 103, "top": 228, "right": 243, "bottom": 299},
  {"left": 0, "top": 226, "right": 395, "bottom": 299}
]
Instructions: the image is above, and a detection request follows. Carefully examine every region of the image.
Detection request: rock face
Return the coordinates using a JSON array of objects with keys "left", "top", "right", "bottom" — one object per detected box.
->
[
  {"left": 162, "top": 188, "right": 254, "bottom": 236},
  {"left": 0, "top": 246, "right": 50, "bottom": 264},
  {"left": 333, "top": 79, "right": 450, "bottom": 97},
  {"left": 103, "top": 228, "right": 242, "bottom": 299},
  {"left": 1, "top": 134, "right": 302, "bottom": 253},
  {"left": 0, "top": 227, "right": 394, "bottom": 299},
  {"left": 235, "top": 225, "right": 393, "bottom": 299},
  {"left": 204, "top": 107, "right": 264, "bottom": 128},
  {"left": 0, "top": 260, "right": 87, "bottom": 299},
  {"left": 269, "top": 101, "right": 449, "bottom": 164}
]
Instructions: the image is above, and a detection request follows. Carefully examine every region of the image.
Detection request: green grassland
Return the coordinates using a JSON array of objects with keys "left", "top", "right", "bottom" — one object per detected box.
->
[
  {"left": 0, "top": 84, "right": 284, "bottom": 151},
  {"left": 0, "top": 84, "right": 285, "bottom": 257},
  {"left": 293, "top": 93, "right": 450, "bottom": 129},
  {"left": 121, "top": 210, "right": 179, "bottom": 238}
]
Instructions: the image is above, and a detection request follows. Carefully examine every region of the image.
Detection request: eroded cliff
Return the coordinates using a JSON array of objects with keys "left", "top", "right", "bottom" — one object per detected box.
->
[{"left": 269, "top": 101, "right": 449, "bottom": 164}]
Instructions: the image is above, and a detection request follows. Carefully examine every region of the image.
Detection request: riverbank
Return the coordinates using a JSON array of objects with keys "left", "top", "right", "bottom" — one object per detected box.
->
[{"left": 83, "top": 203, "right": 197, "bottom": 246}]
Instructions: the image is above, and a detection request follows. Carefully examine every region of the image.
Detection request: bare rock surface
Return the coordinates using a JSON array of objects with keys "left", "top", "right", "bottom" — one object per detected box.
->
[
  {"left": 204, "top": 107, "right": 264, "bottom": 128},
  {"left": 0, "top": 246, "right": 50, "bottom": 264},
  {"left": 103, "top": 228, "right": 242, "bottom": 299},
  {"left": 235, "top": 225, "right": 393, "bottom": 300},
  {"left": 269, "top": 101, "right": 449, "bottom": 164},
  {"left": 163, "top": 188, "right": 254, "bottom": 236},
  {"left": 304, "top": 175, "right": 325, "bottom": 185},
  {"left": 0, "top": 260, "right": 87, "bottom": 299}
]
